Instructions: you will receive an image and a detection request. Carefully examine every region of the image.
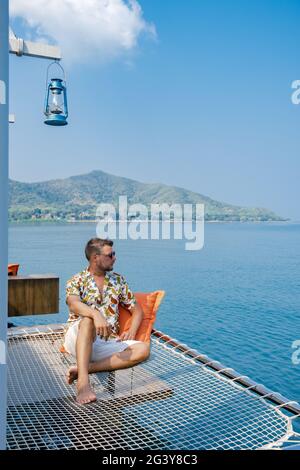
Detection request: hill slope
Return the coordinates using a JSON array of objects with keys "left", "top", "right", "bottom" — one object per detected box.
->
[{"left": 9, "top": 170, "right": 286, "bottom": 222}]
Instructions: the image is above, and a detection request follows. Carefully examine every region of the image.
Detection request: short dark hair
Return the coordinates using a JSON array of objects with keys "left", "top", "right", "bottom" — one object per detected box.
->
[{"left": 85, "top": 238, "right": 113, "bottom": 261}]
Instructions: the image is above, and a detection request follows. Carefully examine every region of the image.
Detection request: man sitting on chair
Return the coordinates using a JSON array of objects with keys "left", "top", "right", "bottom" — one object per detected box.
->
[{"left": 64, "top": 238, "right": 149, "bottom": 404}]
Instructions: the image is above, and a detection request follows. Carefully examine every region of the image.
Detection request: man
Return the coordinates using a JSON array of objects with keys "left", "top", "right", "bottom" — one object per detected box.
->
[{"left": 64, "top": 238, "right": 150, "bottom": 405}]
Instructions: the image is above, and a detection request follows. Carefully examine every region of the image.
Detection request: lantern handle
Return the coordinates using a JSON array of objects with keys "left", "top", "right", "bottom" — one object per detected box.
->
[{"left": 45, "top": 60, "right": 67, "bottom": 87}]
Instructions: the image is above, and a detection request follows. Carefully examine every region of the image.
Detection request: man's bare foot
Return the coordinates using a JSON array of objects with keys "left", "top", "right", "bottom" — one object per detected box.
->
[
  {"left": 67, "top": 366, "right": 78, "bottom": 385},
  {"left": 76, "top": 382, "right": 97, "bottom": 405}
]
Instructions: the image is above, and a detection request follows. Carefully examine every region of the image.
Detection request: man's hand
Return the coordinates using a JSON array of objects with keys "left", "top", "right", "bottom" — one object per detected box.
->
[
  {"left": 93, "top": 311, "right": 111, "bottom": 341},
  {"left": 116, "top": 329, "right": 137, "bottom": 342},
  {"left": 116, "top": 303, "right": 144, "bottom": 342}
]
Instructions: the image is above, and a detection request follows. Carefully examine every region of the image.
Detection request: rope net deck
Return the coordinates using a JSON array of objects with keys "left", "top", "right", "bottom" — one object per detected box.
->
[{"left": 7, "top": 324, "right": 300, "bottom": 450}]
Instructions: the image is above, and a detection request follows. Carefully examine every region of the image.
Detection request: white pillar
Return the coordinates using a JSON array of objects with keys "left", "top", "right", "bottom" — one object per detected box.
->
[{"left": 0, "top": 0, "right": 9, "bottom": 450}]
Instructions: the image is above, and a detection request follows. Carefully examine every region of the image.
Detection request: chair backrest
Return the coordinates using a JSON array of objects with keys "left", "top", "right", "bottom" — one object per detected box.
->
[
  {"left": 8, "top": 264, "right": 20, "bottom": 276},
  {"left": 119, "top": 290, "right": 165, "bottom": 342}
]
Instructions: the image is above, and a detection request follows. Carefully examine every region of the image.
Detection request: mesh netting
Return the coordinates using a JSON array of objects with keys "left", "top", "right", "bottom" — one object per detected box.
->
[{"left": 7, "top": 324, "right": 300, "bottom": 450}]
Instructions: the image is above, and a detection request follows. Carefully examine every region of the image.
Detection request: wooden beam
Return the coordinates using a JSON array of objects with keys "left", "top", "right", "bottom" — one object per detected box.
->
[{"left": 8, "top": 274, "right": 59, "bottom": 316}]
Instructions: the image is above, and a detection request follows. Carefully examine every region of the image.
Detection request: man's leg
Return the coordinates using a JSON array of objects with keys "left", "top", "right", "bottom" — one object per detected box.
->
[
  {"left": 89, "top": 342, "right": 150, "bottom": 373},
  {"left": 74, "top": 317, "right": 97, "bottom": 404},
  {"left": 68, "top": 342, "right": 150, "bottom": 384}
]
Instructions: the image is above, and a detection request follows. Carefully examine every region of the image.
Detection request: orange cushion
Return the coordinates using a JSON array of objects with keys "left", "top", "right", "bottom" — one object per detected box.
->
[{"left": 119, "top": 290, "right": 165, "bottom": 343}]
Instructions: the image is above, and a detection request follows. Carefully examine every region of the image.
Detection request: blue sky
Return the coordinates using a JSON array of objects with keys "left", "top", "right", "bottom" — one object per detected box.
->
[{"left": 9, "top": 0, "right": 300, "bottom": 220}]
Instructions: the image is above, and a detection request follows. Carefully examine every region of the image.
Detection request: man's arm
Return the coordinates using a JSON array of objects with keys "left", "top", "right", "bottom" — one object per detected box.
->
[
  {"left": 117, "top": 302, "right": 144, "bottom": 341},
  {"left": 67, "top": 295, "right": 111, "bottom": 340}
]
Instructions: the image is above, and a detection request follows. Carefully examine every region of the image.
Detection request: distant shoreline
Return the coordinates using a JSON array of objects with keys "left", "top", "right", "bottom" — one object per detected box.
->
[{"left": 8, "top": 219, "right": 291, "bottom": 225}]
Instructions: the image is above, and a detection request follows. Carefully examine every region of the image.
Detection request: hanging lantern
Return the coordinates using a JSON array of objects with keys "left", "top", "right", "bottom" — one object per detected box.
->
[{"left": 44, "top": 61, "right": 68, "bottom": 126}]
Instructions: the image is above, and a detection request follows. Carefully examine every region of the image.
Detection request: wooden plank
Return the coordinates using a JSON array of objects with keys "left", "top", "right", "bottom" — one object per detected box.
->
[{"left": 8, "top": 275, "right": 59, "bottom": 317}]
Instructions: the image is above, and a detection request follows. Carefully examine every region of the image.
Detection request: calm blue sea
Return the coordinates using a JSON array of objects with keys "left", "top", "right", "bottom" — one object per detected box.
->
[{"left": 8, "top": 222, "right": 300, "bottom": 403}]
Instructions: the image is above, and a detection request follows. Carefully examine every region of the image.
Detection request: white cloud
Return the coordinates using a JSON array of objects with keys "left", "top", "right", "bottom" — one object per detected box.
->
[{"left": 10, "top": 0, "right": 156, "bottom": 64}]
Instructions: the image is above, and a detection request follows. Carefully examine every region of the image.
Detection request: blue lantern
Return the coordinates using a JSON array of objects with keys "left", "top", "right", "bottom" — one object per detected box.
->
[{"left": 44, "top": 61, "right": 68, "bottom": 126}]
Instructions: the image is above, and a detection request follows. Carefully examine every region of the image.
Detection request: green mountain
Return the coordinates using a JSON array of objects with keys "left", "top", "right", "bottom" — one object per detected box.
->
[{"left": 8, "top": 170, "right": 286, "bottom": 222}]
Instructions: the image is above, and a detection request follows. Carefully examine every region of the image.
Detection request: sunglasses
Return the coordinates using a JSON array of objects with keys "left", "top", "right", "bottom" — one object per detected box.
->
[{"left": 100, "top": 251, "right": 116, "bottom": 259}]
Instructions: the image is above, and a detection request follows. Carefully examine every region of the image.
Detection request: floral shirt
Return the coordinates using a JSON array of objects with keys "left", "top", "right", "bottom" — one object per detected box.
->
[{"left": 65, "top": 268, "right": 136, "bottom": 337}]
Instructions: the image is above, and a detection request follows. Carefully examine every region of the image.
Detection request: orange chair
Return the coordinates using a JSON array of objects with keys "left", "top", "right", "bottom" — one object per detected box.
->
[{"left": 8, "top": 264, "right": 20, "bottom": 276}]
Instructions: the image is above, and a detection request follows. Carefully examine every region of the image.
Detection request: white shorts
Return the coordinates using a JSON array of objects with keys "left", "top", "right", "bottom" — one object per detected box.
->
[{"left": 63, "top": 320, "right": 143, "bottom": 362}]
